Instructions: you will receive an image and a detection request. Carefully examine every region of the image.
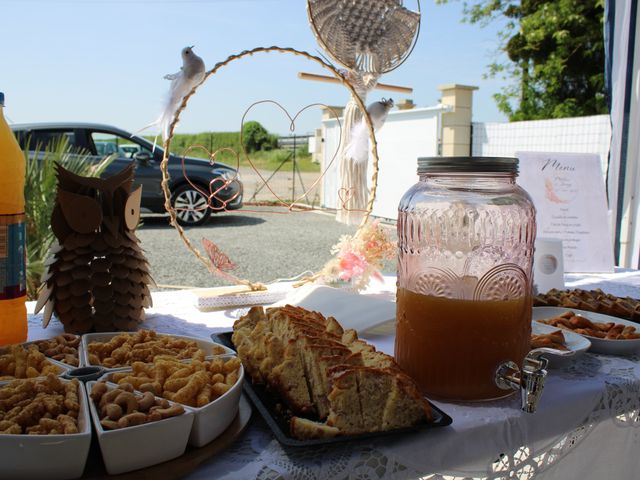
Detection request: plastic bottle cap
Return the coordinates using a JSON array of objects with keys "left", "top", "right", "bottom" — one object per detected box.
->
[{"left": 0, "top": 92, "right": 4, "bottom": 107}]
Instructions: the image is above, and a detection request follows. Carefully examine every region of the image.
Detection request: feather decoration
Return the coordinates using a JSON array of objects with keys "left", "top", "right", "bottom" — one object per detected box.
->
[
  {"left": 138, "top": 46, "right": 205, "bottom": 141},
  {"left": 344, "top": 98, "right": 394, "bottom": 165}
]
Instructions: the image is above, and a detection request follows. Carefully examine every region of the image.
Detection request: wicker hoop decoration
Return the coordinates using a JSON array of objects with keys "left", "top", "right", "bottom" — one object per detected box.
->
[
  {"left": 159, "top": 46, "right": 381, "bottom": 290},
  {"left": 307, "top": 0, "right": 421, "bottom": 74}
]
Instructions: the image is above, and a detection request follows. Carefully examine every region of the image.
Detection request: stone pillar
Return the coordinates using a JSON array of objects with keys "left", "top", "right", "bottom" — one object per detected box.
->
[
  {"left": 438, "top": 84, "right": 477, "bottom": 156},
  {"left": 396, "top": 99, "right": 415, "bottom": 110},
  {"left": 321, "top": 105, "right": 345, "bottom": 121}
]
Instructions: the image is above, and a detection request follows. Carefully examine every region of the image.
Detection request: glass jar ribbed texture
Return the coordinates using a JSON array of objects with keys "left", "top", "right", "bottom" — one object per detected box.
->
[{"left": 395, "top": 157, "right": 536, "bottom": 401}]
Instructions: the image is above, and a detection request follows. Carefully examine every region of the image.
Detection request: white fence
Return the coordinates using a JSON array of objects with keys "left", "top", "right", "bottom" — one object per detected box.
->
[
  {"left": 322, "top": 111, "right": 615, "bottom": 236},
  {"left": 471, "top": 115, "right": 615, "bottom": 261},
  {"left": 322, "top": 106, "right": 443, "bottom": 220},
  {"left": 472, "top": 115, "right": 612, "bottom": 179}
]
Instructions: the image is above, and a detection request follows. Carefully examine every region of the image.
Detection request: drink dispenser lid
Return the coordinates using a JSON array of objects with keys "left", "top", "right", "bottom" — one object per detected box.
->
[{"left": 418, "top": 156, "right": 518, "bottom": 175}]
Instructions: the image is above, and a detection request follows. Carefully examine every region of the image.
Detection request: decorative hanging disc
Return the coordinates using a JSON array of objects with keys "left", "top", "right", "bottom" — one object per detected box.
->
[{"left": 307, "top": 0, "right": 421, "bottom": 74}]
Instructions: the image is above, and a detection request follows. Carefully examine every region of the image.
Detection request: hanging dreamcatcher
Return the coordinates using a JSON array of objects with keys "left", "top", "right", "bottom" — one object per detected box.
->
[
  {"left": 152, "top": 2, "right": 422, "bottom": 301},
  {"left": 307, "top": 0, "right": 421, "bottom": 225}
]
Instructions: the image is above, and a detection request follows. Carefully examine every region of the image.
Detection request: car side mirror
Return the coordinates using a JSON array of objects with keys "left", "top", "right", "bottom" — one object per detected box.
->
[{"left": 133, "top": 151, "right": 151, "bottom": 164}]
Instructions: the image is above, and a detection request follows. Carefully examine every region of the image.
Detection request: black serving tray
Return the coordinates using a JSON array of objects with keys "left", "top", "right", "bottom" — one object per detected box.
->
[{"left": 212, "top": 332, "right": 453, "bottom": 447}]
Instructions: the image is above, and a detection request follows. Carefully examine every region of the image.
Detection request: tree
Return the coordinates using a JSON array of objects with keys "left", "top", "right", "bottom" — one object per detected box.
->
[
  {"left": 242, "top": 121, "right": 278, "bottom": 152},
  {"left": 440, "top": 0, "right": 607, "bottom": 120}
]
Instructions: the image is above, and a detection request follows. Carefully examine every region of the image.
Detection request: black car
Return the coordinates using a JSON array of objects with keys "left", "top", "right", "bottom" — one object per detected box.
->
[{"left": 12, "top": 122, "right": 243, "bottom": 226}]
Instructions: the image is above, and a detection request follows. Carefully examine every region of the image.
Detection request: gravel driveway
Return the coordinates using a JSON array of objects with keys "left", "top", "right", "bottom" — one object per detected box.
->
[
  {"left": 241, "top": 168, "right": 322, "bottom": 205},
  {"left": 137, "top": 207, "right": 397, "bottom": 290}
]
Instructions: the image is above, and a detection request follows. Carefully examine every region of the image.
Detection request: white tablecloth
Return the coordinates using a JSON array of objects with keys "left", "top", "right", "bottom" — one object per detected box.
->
[{"left": 27, "top": 271, "right": 640, "bottom": 480}]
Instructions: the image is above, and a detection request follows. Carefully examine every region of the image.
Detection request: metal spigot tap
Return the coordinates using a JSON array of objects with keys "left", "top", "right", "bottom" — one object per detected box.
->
[{"left": 495, "top": 348, "right": 573, "bottom": 413}]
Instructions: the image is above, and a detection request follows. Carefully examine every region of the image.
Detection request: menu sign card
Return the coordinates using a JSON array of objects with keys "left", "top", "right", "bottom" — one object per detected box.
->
[{"left": 516, "top": 151, "right": 614, "bottom": 273}]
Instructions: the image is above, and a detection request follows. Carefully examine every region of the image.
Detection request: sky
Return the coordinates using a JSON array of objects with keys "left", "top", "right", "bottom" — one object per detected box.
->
[{"left": 1, "top": 0, "right": 510, "bottom": 136}]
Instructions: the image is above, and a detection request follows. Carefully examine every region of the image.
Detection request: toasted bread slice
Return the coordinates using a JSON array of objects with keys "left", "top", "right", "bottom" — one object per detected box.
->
[
  {"left": 233, "top": 305, "right": 433, "bottom": 439},
  {"left": 290, "top": 416, "right": 339, "bottom": 439}
]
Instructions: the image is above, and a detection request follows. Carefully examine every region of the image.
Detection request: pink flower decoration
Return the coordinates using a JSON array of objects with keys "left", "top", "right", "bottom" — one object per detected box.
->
[
  {"left": 320, "top": 219, "right": 395, "bottom": 290},
  {"left": 337, "top": 251, "right": 368, "bottom": 281}
]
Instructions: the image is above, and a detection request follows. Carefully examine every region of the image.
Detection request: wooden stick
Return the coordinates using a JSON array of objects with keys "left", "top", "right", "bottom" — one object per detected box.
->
[{"left": 298, "top": 72, "right": 413, "bottom": 94}]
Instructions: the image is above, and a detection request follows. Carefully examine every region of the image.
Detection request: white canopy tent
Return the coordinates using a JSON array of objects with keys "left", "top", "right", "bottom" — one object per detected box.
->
[{"left": 608, "top": 0, "right": 640, "bottom": 268}]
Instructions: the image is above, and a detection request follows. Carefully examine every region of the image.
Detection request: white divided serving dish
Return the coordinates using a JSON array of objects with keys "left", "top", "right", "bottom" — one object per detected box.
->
[
  {"left": 188, "top": 359, "right": 244, "bottom": 447},
  {"left": 531, "top": 319, "right": 591, "bottom": 366},
  {"left": 533, "top": 306, "right": 640, "bottom": 355},
  {"left": 81, "top": 331, "right": 234, "bottom": 369},
  {"left": 0, "top": 379, "right": 92, "bottom": 480},
  {"left": 100, "top": 356, "right": 244, "bottom": 447},
  {"left": 87, "top": 380, "right": 194, "bottom": 475}
]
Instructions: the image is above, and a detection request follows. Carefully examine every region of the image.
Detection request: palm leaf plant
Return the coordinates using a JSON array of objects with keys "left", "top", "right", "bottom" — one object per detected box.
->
[{"left": 23, "top": 137, "right": 114, "bottom": 299}]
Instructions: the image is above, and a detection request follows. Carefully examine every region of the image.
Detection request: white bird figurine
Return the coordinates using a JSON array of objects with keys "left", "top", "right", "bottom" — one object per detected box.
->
[
  {"left": 157, "top": 46, "right": 206, "bottom": 141},
  {"left": 345, "top": 98, "right": 394, "bottom": 165}
]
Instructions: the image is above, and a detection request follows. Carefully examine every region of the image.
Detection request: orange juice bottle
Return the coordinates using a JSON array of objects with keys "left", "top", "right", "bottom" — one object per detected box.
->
[{"left": 0, "top": 92, "right": 28, "bottom": 345}]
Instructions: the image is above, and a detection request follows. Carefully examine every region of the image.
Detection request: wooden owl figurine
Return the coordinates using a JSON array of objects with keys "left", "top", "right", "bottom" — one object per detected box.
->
[{"left": 35, "top": 163, "right": 154, "bottom": 333}]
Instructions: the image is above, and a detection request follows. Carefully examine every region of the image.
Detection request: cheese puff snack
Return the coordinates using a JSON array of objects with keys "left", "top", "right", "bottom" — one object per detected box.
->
[
  {"left": 87, "top": 330, "right": 226, "bottom": 367},
  {"left": 90, "top": 381, "right": 184, "bottom": 430},
  {"left": 0, "top": 375, "right": 80, "bottom": 435},
  {"left": 109, "top": 353, "right": 241, "bottom": 408},
  {"left": 172, "top": 371, "right": 209, "bottom": 405},
  {"left": 32, "top": 334, "right": 80, "bottom": 366},
  {"left": 0, "top": 345, "right": 61, "bottom": 380}
]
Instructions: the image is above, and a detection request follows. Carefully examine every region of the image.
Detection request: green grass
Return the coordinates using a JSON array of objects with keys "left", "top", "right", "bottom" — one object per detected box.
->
[
  {"left": 150, "top": 132, "right": 320, "bottom": 172},
  {"left": 242, "top": 149, "right": 319, "bottom": 172}
]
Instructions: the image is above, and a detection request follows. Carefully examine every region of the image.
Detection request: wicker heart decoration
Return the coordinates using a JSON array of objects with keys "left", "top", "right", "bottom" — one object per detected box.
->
[
  {"left": 160, "top": 46, "right": 381, "bottom": 289},
  {"left": 176, "top": 100, "right": 342, "bottom": 215},
  {"left": 177, "top": 144, "right": 242, "bottom": 215}
]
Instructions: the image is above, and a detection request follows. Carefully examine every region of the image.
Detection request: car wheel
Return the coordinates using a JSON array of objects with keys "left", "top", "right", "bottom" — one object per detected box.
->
[{"left": 171, "top": 184, "right": 212, "bottom": 227}]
